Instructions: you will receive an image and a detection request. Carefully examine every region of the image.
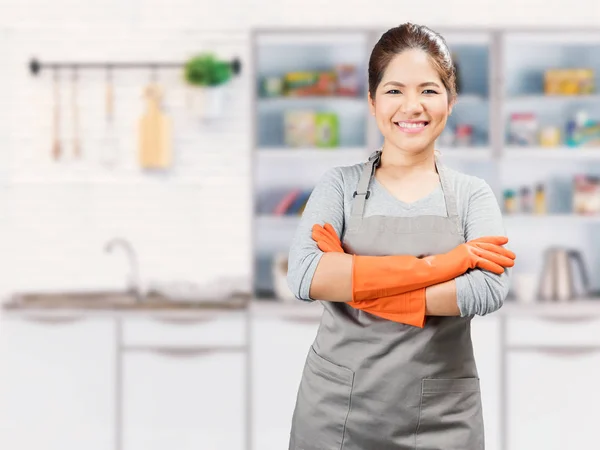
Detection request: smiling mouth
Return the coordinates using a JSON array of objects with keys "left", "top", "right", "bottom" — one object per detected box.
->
[{"left": 394, "top": 121, "right": 429, "bottom": 133}]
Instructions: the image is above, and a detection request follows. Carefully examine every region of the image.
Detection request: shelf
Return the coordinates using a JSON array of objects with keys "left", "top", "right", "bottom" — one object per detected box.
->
[
  {"left": 257, "top": 147, "right": 367, "bottom": 159},
  {"left": 505, "top": 94, "right": 600, "bottom": 103},
  {"left": 438, "top": 147, "right": 492, "bottom": 160},
  {"left": 504, "top": 214, "right": 600, "bottom": 223},
  {"left": 503, "top": 147, "right": 600, "bottom": 160},
  {"left": 257, "top": 96, "right": 366, "bottom": 109}
]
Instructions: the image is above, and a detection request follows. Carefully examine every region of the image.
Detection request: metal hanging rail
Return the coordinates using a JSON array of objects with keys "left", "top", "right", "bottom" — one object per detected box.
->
[{"left": 29, "top": 57, "right": 242, "bottom": 76}]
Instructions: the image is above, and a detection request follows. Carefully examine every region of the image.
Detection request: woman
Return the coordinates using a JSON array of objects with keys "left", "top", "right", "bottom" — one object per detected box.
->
[{"left": 286, "top": 23, "right": 516, "bottom": 450}]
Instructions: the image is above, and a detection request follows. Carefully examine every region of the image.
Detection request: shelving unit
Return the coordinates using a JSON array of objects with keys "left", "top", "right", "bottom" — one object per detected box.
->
[
  {"left": 249, "top": 27, "right": 600, "bottom": 450},
  {"left": 251, "top": 27, "right": 600, "bottom": 300},
  {"left": 250, "top": 26, "right": 600, "bottom": 314}
]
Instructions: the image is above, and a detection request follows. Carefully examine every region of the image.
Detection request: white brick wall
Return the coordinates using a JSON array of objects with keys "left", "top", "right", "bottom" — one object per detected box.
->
[
  {"left": 1, "top": 0, "right": 598, "bottom": 296},
  {"left": 0, "top": 25, "right": 252, "bottom": 295}
]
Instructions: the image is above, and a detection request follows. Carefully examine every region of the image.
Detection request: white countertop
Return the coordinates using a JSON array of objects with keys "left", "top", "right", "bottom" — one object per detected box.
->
[{"left": 2, "top": 298, "right": 600, "bottom": 321}]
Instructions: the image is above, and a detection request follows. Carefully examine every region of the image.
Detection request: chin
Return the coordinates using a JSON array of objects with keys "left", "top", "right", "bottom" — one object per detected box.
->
[{"left": 388, "top": 137, "right": 437, "bottom": 154}]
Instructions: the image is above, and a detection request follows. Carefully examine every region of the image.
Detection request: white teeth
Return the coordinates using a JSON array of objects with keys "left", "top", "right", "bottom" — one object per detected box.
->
[{"left": 397, "top": 122, "right": 426, "bottom": 129}]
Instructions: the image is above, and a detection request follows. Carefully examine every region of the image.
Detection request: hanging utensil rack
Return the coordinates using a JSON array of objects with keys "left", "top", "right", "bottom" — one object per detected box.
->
[{"left": 29, "top": 57, "right": 242, "bottom": 76}]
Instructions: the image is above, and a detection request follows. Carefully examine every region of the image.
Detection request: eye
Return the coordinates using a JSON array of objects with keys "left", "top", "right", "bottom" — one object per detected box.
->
[
  {"left": 386, "top": 89, "right": 401, "bottom": 94},
  {"left": 423, "top": 89, "right": 439, "bottom": 94}
]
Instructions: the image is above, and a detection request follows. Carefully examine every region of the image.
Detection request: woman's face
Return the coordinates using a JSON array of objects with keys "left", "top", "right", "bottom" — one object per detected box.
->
[{"left": 369, "top": 49, "right": 453, "bottom": 155}]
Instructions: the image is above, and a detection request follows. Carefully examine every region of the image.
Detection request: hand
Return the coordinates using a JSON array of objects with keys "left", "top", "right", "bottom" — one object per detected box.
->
[
  {"left": 311, "top": 223, "right": 344, "bottom": 253},
  {"left": 430, "top": 236, "right": 515, "bottom": 275}
]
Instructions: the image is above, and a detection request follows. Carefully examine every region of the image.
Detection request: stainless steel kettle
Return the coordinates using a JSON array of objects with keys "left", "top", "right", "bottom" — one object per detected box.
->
[{"left": 537, "top": 247, "right": 590, "bottom": 302}]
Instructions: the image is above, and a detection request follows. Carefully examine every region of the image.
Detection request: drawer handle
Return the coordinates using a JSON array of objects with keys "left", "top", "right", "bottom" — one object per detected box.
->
[
  {"left": 127, "top": 345, "right": 246, "bottom": 358},
  {"left": 149, "top": 316, "right": 218, "bottom": 325},
  {"left": 19, "top": 314, "right": 87, "bottom": 325}
]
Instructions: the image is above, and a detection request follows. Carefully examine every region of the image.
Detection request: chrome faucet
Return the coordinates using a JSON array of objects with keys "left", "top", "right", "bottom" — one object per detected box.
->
[{"left": 104, "top": 237, "right": 143, "bottom": 302}]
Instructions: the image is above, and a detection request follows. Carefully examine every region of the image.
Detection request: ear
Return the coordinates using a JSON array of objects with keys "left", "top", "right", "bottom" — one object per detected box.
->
[{"left": 368, "top": 91, "right": 376, "bottom": 116}]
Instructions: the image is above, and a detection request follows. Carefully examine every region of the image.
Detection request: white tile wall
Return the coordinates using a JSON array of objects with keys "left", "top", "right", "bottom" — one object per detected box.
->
[{"left": 1, "top": 0, "right": 599, "bottom": 298}]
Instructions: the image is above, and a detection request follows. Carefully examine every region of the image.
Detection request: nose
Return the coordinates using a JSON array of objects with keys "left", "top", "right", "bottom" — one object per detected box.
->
[{"left": 400, "top": 93, "right": 424, "bottom": 115}]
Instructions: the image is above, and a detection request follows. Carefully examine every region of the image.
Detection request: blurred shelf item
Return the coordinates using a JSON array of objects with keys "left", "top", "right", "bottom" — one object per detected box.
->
[{"left": 503, "top": 146, "right": 600, "bottom": 160}]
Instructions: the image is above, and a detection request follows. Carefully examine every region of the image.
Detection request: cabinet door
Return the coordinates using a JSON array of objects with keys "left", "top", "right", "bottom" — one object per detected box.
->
[
  {"left": 507, "top": 348, "right": 600, "bottom": 450},
  {"left": 0, "top": 315, "right": 114, "bottom": 450},
  {"left": 251, "top": 315, "right": 321, "bottom": 450},
  {"left": 471, "top": 315, "right": 501, "bottom": 450},
  {"left": 123, "top": 348, "right": 246, "bottom": 450}
]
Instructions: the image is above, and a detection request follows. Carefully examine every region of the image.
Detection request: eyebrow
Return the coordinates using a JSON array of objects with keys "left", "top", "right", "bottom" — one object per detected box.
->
[{"left": 383, "top": 81, "right": 441, "bottom": 88}]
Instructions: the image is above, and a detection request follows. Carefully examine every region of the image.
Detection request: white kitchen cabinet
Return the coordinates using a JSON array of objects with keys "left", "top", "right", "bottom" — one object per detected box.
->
[
  {"left": 251, "top": 314, "right": 321, "bottom": 450},
  {"left": 506, "top": 348, "right": 600, "bottom": 450},
  {"left": 0, "top": 314, "right": 114, "bottom": 450},
  {"left": 471, "top": 315, "right": 502, "bottom": 450},
  {"left": 122, "top": 347, "right": 246, "bottom": 450}
]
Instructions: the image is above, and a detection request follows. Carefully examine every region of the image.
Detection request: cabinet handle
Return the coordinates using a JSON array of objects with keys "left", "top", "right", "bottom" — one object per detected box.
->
[
  {"left": 149, "top": 315, "right": 218, "bottom": 325},
  {"left": 509, "top": 345, "right": 600, "bottom": 357},
  {"left": 126, "top": 345, "right": 246, "bottom": 358},
  {"left": 19, "top": 314, "right": 87, "bottom": 325}
]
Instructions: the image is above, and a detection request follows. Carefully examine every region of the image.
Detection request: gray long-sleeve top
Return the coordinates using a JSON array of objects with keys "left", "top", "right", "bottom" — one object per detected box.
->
[{"left": 286, "top": 160, "right": 512, "bottom": 316}]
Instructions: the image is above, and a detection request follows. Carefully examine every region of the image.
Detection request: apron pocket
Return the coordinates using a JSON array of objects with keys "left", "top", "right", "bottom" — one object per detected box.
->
[
  {"left": 415, "top": 378, "right": 484, "bottom": 450},
  {"left": 289, "top": 346, "right": 354, "bottom": 450}
]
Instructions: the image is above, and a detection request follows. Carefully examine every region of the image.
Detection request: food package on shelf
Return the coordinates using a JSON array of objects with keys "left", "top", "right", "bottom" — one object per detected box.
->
[
  {"left": 284, "top": 110, "right": 316, "bottom": 147},
  {"left": 284, "top": 71, "right": 336, "bottom": 96},
  {"left": 508, "top": 113, "right": 538, "bottom": 146},
  {"left": 315, "top": 112, "right": 339, "bottom": 147},
  {"left": 334, "top": 64, "right": 360, "bottom": 96},
  {"left": 544, "top": 68, "right": 595, "bottom": 96},
  {"left": 573, "top": 174, "right": 600, "bottom": 215}
]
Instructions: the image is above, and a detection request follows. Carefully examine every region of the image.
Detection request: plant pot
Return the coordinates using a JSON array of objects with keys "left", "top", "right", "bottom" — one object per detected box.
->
[{"left": 190, "top": 85, "right": 226, "bottom": 119}]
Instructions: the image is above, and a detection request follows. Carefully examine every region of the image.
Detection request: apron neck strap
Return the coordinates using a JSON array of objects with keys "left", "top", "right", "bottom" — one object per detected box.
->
[
  {"left": 349, "top": 150, "right": 464, "bottom": 238},
  {"left": 349, "top": 150, "right": 380, "bottom": 219}
]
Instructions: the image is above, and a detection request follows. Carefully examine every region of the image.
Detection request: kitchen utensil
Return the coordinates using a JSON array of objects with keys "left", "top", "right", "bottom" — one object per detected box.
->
[
  {"left": 71, "top": 68, "right": 81, "bottom": 159},
  {"left": 272, "top": 252, "right": 296, "bottom": 302},
  {"left": 100, "top": 66, "right": 119, "bottom": 167},
  {"left": 537, "top": 247, "right": 590, "bottom": 302},
  {"left": 138, "top": 83, "right": 172, "bottom": 169},
  {"left": 513, "top": 273, "right": 538, "bottom": 304},
  {"left": 51, "top": 68, "right": 61, "bottom": 161}
]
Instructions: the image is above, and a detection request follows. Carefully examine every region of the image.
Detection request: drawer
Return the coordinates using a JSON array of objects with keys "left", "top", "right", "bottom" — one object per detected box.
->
[
  {"left": 122, "top": 312, "right": 246, "bottom": 348},
  {"left": 506, "top": 316, "right": 600, "bottom": 347}
]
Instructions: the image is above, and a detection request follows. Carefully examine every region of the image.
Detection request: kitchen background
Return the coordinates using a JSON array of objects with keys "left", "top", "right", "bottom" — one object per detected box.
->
[{"left": 1, "top": 1, "right": 600, "bottom": 450}]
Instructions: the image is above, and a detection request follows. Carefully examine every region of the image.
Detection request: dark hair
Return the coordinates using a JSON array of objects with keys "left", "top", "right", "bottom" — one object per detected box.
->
[{"left": 368, "top": 23, "right": 457, "bottom": 102}]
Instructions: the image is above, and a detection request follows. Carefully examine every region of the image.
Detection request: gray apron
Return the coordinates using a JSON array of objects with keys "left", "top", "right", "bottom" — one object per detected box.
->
[{"left": 289, "top": 150, "right": 484, "bottom": 450}]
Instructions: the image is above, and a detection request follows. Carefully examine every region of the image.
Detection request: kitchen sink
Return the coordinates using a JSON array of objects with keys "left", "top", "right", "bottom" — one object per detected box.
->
[
  {"left": 6, "top": 290, "right": 140, "bottom": 309},
  {"left": 3, "top": 290, "right": 251, "bottom": 310}
]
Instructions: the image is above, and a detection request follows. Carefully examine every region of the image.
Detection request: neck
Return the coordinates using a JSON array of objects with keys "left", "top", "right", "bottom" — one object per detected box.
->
[{"left": 379, "top": 143, "right": 436, "bottom": 174}]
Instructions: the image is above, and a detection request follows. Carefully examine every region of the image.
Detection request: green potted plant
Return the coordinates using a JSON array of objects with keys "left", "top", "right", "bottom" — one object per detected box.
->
[{"left": 183, "top": 52, "right": 236, "bottom": 118}]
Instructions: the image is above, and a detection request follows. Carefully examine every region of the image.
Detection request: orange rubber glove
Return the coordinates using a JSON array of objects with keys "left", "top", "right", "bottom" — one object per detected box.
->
[
  {"left": 311, "top": 223, "right": 515, "bottom": 328},
  {"left": 311, "top": 223, "right": 515, "bottom": 301},
  {"left": 311, "top": 223, "right": 426, "bottom": 326}
]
